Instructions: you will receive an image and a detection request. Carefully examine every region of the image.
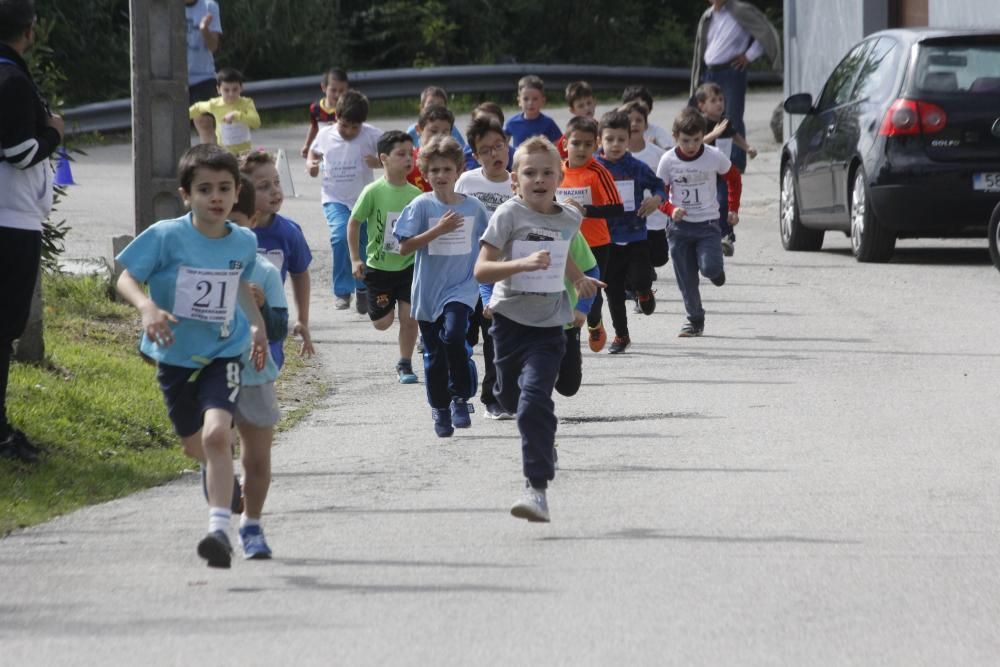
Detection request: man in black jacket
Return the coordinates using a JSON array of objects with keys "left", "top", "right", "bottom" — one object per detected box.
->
[{"left": 0, "top": 0, "right": 63, "bottom": 463}]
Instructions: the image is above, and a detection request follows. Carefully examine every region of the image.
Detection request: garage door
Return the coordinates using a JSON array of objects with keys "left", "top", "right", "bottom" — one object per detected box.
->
[{"left": 890, "top": 0, "right": 928, "bottom": 27}]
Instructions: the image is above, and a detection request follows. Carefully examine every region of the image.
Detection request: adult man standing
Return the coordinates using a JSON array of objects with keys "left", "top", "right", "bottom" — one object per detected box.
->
[
  {"left": 690, "top": 0, "right": 781, "bottom": 172},
  {"left": 185, "top": 0, "right": 222, "bottom": 143},
  {"left": 0, "top": 0, "right": 63, "bottom": 463}
]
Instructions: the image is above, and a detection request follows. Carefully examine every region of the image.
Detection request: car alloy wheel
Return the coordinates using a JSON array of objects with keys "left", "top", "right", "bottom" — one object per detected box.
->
[
  {"left": 850, "top": 171, "right": 866, "bottom": 256},
  {"left": 779, "top": 163, "right": 823, "bottom": 251},
  {"left": 781, "top": 168, "right": 796, "bottom": 244},
  {"left": 849, "top": 168, "right": 895, "bottom": 262}
]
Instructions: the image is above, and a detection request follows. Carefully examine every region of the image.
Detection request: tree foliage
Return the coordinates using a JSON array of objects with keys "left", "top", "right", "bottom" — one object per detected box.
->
[{"left": 40, "top": 0, "right": 781, "bottom": 106}]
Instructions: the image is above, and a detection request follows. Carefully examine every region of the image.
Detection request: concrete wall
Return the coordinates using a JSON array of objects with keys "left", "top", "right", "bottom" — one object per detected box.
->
[{"left": 782, "top": 0, "right": 1000, "bottom": 139}]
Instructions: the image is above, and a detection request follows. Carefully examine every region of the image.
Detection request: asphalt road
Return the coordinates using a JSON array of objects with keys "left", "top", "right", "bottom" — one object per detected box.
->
[{"left": 2, "top": 90, "right": 999, "bottom": 665}]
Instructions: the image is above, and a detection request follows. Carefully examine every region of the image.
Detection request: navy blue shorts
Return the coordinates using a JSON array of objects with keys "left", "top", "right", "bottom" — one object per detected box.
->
[{"left": 156, "top": 357, "right": 242, "bottom": 437}]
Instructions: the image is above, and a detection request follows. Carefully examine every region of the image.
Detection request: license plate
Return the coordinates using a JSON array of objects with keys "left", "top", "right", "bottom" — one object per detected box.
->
[{"left": 973, "top": 172, "right": 1000, "bottom": 191}]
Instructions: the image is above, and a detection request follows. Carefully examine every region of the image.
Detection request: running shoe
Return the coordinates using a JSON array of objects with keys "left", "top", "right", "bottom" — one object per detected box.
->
[
  {"left": 355, "top": 289, "right": 369, "bottom": 314},
  {"left": 510, "top": 484, "right": 550, "bottom": 523},
  {"left": 608, "top": 335, "right": 631, "bottom": 354},
  {"left": 197, "top": 530, "right": 233, "bottom": 568},
  {"left": 483, "top": 402, "right": 513, "bottom": 420},
  {"left": 678, "top": 322, "right": 704, "bottom": 337},
  {"left": 432, "top": 408, "right": 454, "bottom": 438},
  {"left": 710, "top": 270, "right": 726, "bottom": 287},
  {"left": 637, "top": 289, "right": 656, "bottom": 315},
  {"left": 238, "top": 524, "right": 272, "bottom": 560},
  {"left": 451, "top": 398, "right": 473, "bottom": 428},
  {"left": 396, "top": 362, "right": 418, "bottom": 384},
  {"left": 587, "top": 322, "right": 607, "bottom": 353},
  {"left": 334, "top": 294, "right": 351, "bottom": 310}
]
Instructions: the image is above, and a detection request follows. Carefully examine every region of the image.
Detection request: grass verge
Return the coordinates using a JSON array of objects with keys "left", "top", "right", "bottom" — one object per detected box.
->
[{"left": 0, "top": 273, "right": 326, "bottom": 536}]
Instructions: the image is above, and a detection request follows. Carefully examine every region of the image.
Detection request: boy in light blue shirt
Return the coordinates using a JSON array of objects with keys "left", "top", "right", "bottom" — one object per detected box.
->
[
  {"left": 116, "top": 145, "right": 267, "bottom": 569},
  {"left": 394, "top": 136, "right": 490, "bottom": 438}
]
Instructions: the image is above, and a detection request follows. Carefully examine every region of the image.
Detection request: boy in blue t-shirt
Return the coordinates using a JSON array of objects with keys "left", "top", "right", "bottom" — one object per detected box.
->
[
  {"left": 239, "top": 151, "right": 314, "bottom": 365},
  {"left": 504, "top": 75, "right": 563, "bottom": 149},
  {"left": 405, "top": 85, "right": 467, "bottom": 149},
  {"left": 594, "top": 110, "right": 666, "bottom": 354},
  {"left": 116, "top": 145, "right": 267, "bottom": 569},
  {"left": 394, "top": 136, "right": 490, "bottom": 438}
]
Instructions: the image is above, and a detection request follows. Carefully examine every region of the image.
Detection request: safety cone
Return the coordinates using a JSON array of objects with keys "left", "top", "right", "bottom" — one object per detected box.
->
[
  {"left": 275, "top": 148, "right": 297, "bottom": 198},
  {"left": 53, "top": 146, "right": 76, "bottom": 186}
]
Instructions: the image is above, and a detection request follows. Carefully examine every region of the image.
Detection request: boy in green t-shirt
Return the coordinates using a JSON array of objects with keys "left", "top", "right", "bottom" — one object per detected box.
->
[
  {"left": 555, "top": 232, "right": 599, "bottom": 398},
  {"left": 348, "top": 130, "right": 424, "bottom": 383}
]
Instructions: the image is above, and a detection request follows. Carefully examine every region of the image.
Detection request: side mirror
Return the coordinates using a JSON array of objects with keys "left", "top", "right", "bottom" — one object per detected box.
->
[{"left": 783, "top": 93, "right": 814, "bottom": 115}]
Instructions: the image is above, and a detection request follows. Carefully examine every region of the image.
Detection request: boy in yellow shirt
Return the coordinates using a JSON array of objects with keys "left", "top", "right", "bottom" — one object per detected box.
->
[{"left": 189, "top": 67, "right": 261, "bottom": 154}]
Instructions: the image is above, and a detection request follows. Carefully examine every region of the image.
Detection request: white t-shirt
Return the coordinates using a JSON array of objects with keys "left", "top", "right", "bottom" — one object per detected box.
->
[
  {"left": 309, "top": 123, "right": 382, "bottom": 207},
  {"left": 632, "top": 143, "right": 670, "bottom": 231},
  {"left": 645, "top": 123, "right": 674, "bottom": 150},
  {"left": 455, "top": 169, "right": 514, "bottom": 213},
  {"left": 656, "top": 145, "right": 731, "bottom": 223}
]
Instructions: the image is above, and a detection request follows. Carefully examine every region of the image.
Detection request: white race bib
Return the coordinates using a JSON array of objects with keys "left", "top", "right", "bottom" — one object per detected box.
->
[
  {"left": 556, "top": 186, "right": 593, "bottom": 207},
  {"left": 173, "top": 267, "right": 241, "bottom": 324},
  {"left": 510, "top": 240, "right": 570, "bottom": 293},
  {"left": 427, "top": 217, "right": 474, "bottom": 256},
  {"left": 219, "top": 122, "right": 251, "bottom": 147},
  {"left": 383, "top": 212, "right": 402, "bottom": 254},
  {"left": 615, "top": 180, "right": 636, "bottom": 212},
  {"left": 258, "top": 248, "right": 284, "bottom": 271}
]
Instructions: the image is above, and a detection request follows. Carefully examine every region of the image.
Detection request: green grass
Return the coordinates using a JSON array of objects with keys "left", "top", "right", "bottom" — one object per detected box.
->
[{"left": 0, "top": 273, "right": 326, "bottom": 535}]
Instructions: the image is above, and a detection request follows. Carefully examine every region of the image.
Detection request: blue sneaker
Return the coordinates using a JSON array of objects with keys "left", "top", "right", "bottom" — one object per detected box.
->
[
  {"left": 451, "top": 398, "right": 473, "bottom": 428},
  {"left": 396, "top": 362, "right": 418, "bottom": 384},
  {"left": 197, "top": 530, "right": 233, "bottom": 568},
  {"left": 238, "top": 524, "right": 272, "bottom": 560},
  {"left": 200, "top": 466, "right": 244, "bottom": 514},
  {"left": 432, "top": 408, "right": 454, "bottom": 438}
]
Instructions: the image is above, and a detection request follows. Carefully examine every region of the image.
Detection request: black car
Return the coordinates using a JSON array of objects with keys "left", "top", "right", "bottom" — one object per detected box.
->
[{"left": 780, "top": 29, "right": 1000, "bottom": 262}]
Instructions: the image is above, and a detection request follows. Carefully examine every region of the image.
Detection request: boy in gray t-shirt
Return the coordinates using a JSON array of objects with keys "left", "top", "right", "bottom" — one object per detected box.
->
[{"left": 474, "top": 137, "right": 604, "bottom": 524}]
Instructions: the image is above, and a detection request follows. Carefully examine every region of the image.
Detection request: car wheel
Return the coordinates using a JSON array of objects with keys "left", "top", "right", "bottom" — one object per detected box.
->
[
  {"left": 850, "top": 168, "right": 895, "bottom": 263},
  {"left": 780, "top": 164, "right": 823, "bottom": 251},
  {"left": 989, "top": 203, "right": 1000, "bottom": 273}
]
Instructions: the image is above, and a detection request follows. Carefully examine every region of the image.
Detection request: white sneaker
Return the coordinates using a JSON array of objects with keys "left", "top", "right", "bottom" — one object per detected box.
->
[
  {"left": 510, "top": 485, "right": 550, "bottom": 522},
  {"left": 334, "top": 294, "right": 351, "bottom": 310},
  {"left": 721, "top": 236, "right": 735, "bottom": 257}
]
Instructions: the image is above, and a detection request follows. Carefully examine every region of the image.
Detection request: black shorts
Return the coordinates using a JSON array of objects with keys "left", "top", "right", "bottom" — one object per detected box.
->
[
  {"left": 648, "top": 228, "right": 669, "bottom": 267},
  {"left": 363, "top": 265, "right": 413, "bottom": 321},
  {"left": 156, "top": 357, "right": 242, "bottom": 437}
]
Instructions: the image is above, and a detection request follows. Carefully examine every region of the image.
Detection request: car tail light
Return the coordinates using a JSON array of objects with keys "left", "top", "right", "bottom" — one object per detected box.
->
[{"left": 879, "top": 99, "right": 948, "bottom": 136}]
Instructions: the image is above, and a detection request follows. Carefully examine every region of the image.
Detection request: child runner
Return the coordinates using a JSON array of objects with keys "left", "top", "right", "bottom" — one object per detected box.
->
[
  {"left": 474, "top": 136, "right": 604, "bottom": 522},
  {"left": 557, "top": 115, "right": 624, "bottom": 353},
  {"left": 556, "top": 80, "right": 596, "bottom": 158},
  {"left": 227, "top": 175, "right": 286, "bottom": 559},
  {"left": 622, "top": 100, "right": 670, "bottom": 272},
  {"left": 504, "top": 75, "right": 563, "bottom": 149},
  {"left": 188, "top": 67, "right": 260, "bottom": 154},
  {"left": 594, "top": 110, "right": 666, "bottom": 354},
  {"left": 405, "top": 85, "right": 467, "bottom": 148},
  {"left": 115, "top": 145, "right": 267, "bottom": 568},
  {"left": 394, "top": 136, "right": 489, "bottom": 437},
  {"left": 347, "top": 130, "right": 424, "bottom": 384},
  {"left": 456, "top": 116, "right": 516, "bottom": 420},
  {"left": 307, "top": 89, "right": 381, "bottom": 313},
  {"left": 694, "top": 82, "right": 757, "bottom": 257},
  {"left": 656, "top": 108, "right": 741, "bottom": 338},
  {"left": 406, "top": 104, "right": 455, "bottom": 193},
  {"left": 299, "top": 67, "right": 349, "bottom": 158},
  {"left": 621, "top": 85, "right": 674, "bottom": 150},
  {"left": 239, "top": 151, "right": 315, "bottom": 363}
]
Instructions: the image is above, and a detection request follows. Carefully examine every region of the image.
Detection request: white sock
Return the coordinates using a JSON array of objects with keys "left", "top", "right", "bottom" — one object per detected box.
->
[
  {"left": 208, "top": 507, "right": 231, "bottom": 534},
  {"left": 240, "top": 515, "right": 260, "bottom": 529}
]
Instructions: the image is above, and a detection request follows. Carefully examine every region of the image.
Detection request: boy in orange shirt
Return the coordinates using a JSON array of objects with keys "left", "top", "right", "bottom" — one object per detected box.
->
[{"left": 556, "top": 116, "right": 624, "bottom": 352}]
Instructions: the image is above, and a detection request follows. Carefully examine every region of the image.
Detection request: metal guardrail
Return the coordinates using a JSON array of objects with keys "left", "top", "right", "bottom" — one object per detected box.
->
[{"left": 63, "top": 63, "right": 782, "bottom": 135}]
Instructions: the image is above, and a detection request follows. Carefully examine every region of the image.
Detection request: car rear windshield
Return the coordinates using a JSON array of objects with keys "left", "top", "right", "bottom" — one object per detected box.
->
[{"left": 915, "top": 38, "right": 1000, "bottom": 95}]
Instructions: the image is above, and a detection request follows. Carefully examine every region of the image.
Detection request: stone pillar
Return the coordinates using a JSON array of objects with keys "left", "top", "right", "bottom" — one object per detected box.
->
[{"left": 130, "top": 0, "right": 188, "bottom": 235}]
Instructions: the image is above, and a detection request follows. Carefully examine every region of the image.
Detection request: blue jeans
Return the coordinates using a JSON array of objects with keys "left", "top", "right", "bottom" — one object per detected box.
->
[
  {"left": 490, "top": 313, "right": 565, "bottom": 489},
  {"left": 418, "top": 302, "right": 477, "bottom": 410},
  {"left": 702, "top": 64, "right": 747, "bottom": 172},
  {"left": 323, "top": 202, "right": 368, "bottom": 297},
  {"left": 667, "top": 220, "right": 724, "bottom": 325}
]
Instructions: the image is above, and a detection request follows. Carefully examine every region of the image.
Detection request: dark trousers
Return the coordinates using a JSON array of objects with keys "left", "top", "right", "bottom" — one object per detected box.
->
[
  {"left": 717, "top": 177, "right": 733, "bottom": 238},
  {"left": 491, "top": 313, "right": 565, "bottom": 489},
  {"left": 648, "top": 229, "right": 670, "bottom": 267},
  {"left": 702, "top": 64, "right": 747, "bottom": 172},
  {"left": 0, "top": 228, "right": 42, "bottom": 438},
  {"left": 667, "top": 220, "right": 724, "bottom": 325},
  {"left": 554, "top": 327, "right": 582, "bottom": 397},
  {"left": 606, "top": 240, "right": 653, "bottom": 338},
  {"left": 417, "top": 302, "right": 477, "bottom": 410},
  {"left": 586, "top": 243, "right": 611, "bottom": 329},
  {"left": 479, "top": 312, "right": 498, "bottom": 406}
]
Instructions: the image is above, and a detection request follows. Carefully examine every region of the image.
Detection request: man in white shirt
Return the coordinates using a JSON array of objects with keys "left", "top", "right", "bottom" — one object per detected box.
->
[{"left": 690, "top": 0, "right": 780, "bottom": 172}]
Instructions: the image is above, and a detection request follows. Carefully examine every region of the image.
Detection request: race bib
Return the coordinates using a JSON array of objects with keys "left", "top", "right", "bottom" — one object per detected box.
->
[
  {"left": 258, "top": 248, "right": 284, "bottom": 271},
  {"left": 510, "top": 240, "right": 570, "bottom": 293},
  {"left": 220, "top": 122, "right": 251, "bottom": 147},
  {"left": 615, "top": 180, "right": 636, "bottom": 212},
  {"left": 427, "top": 217, "right": 474, "bottom": 256},
  {"left": 382, "top": 212, "right": 402, "bottom": 254},
  {"left": 173, "top": 267, "right": 241, "bottom": 324},
  {"left": 556, "top": 186, "right": 593, "bottom": 206}
]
